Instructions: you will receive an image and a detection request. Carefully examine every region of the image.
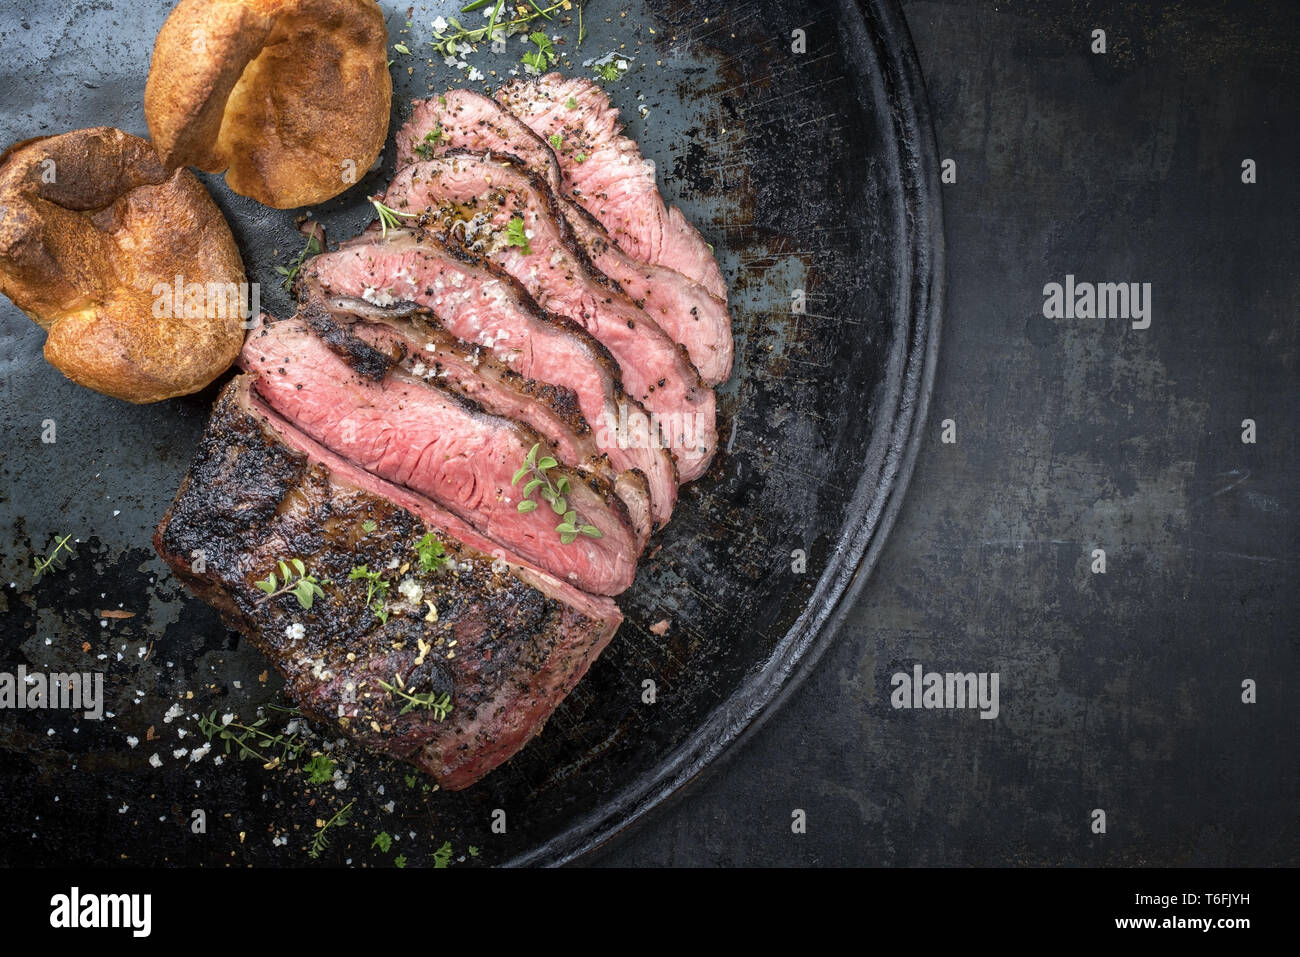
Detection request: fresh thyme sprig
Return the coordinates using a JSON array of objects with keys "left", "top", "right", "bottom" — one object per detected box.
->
[
  {"left": 275, "top": 231, "right": 323, "bottom": 289},
  {"left": 431, "top": 0, "right": 574, "bottom": 59},
  {"left": 371, "top": 197, "right": 416, "bottom": 238},
  {"left": 376, "top": 674, "right": 453, "bottom": 719},
  {"left": 512, "top": 443, "right": 602, "bottom": 544},
  {"left": 197, "top": 709, "right": 307, "bottom": 770},
  {"left": 308, "top": 800, "right": 354, "bottom": 859},
  {"left": 254, "top": 559, "right": 325, "bottom": 610},
  {"left": 349, "top": 564, "right": 391, "bottom": 623},
  {"left": 33, "top": 533, "right": 74, "bottom": 580}
]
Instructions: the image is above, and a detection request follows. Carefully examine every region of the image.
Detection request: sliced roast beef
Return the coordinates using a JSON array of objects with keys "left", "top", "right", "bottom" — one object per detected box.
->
[
  {"left": 497, "top": 73, "right": 728, "bottom": 302},
  {"left": 154, "top": 376, "right": 620, "bottom": 790},
  {"left": 241, "top": 313, "right": 641, "bottom": 596},
  {"left": 303, "top": 229, "right": 678, "bottom": 529},
  {"left": 381, "top": 154, "right": 718, "bottom": 481},
  {"left": 398, "top": 90, "right": 733, "bottom": 385},
  {"left": 308, "top": 294, "right": 652, "bottom": 549}
]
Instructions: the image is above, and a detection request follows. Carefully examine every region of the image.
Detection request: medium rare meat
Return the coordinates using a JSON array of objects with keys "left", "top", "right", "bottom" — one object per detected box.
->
[
  {"left": 241, "top": 311, "right": 641, "bottom": 596},
  {"left": 304, "top": 229, "right": 678, "bottom": 529},
  {"left": 497, "top": 73, "right": 728, "bottom": 302},
  {"left": 304, "top": 292, "right": 652, "bottom": 545},
  {"left": 154, "top": 377, "right": 621, "bottom": 790},
  {"left": 381, "top": 153, "right": 718, "bottom": 481},
  {"left": 398, "top": 90, "right": 733, "bottom": 384}
]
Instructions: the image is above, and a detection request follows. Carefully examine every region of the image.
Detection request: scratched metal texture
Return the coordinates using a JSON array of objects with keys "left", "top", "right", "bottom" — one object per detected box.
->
[
  {"left": 0, "top": 0, "right": 941, "bottom": 865},
  {"left": 595, "top": 0, "right": 1300, "bottom": 866}
]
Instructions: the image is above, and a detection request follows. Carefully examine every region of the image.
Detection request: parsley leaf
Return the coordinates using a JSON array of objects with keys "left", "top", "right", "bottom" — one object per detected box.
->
[
  {"left": 303, "top": 752, "right": 336, "bottom": 785},
  {"left": 548, "top": 132, "right": 562, "bottom": 150},
  {"left": 371, "top": 831, "right": 393, "bottom": 853},
  {"left": 505, "top": 217, "right": 532, "bottom": 255},
  {"left": 415, "top": 532, "right": 449, "bottom": 573},
  {"left": 522, "top": 30, "right": 556, "bottom": 72}
]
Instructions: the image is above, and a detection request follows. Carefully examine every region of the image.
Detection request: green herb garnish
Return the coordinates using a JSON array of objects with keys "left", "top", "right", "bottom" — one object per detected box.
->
[
  {"left": 361, "top": 519, "right": 377, "bottom": 533},
  {"left": 431, "top": 0, "right": 572, "bottom": 59},
  {"left": 432, "top": 840, "right": 454, "bottom": 868},
  {"left": 393, "top": 854, "right": 408, "bottom": 868},
  {"left": 254, "top": 559, "right": 325, "bottom": 609},
  {"left": 275, "top": 232, "right": 323, "bottom": 290},
  {"left": 574, "top": 152, "right": 587, "bottom": 163},
  {"left": 522, "top": 30, "right": 556, "bottom": 72},
  {"left": 393, "top": 42, "right": 412, "bottom": 56},
  {"left": 198, "top": 710, "right": 307, "bottom": 770},
  {"left": 33, "top": 533, "right": 74, "bottom": 580},
  {"left": 308, "top": 800, "right": 354, "bottom": 859},
  {"left": 413, "top": 126, "right": 444, "bottom": 160},
  {"left": 548, "top": 132, "right": 563, "bottom": 150},
  {"left": 371, "top": 831, "right": 393, "bottom": 853},
  {"left": 565, "top": 97, "right": 578, "bottom": 110},
  {"left": 505, "top": 216, "right": 532, "bottom": 255},
  {"left": 512, "top": 442, "right": 602, "bottom": 544},
  {"left": 376, "top": 675, "right": 453, "bottom": 719},
  {"left": 594, "top": 60, "right": 623, "bottom": 82},
  {"left": 349, "top": 563, "right": 391, "bottom": 621},
  {"left": 468, "top": 845, "right": 480, "bottom": 857},
  {"left": 415, "top": 532, "right": 450, "bottom": 573},
  {"left": 303, "top": 752, "right": 336, "bottom": 784},
  {"left": 371, "top": 197, "right": 416, "bottom": 238}
]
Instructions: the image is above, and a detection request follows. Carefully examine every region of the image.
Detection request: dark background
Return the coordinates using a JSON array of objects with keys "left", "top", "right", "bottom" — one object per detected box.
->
[{"left": 597, "top": 0, "right": 1299, "bottom": 865}]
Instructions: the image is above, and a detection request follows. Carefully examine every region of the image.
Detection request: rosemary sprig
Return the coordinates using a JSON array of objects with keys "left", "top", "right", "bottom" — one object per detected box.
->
[
  {"left": 33, "top": 533, "right": 74, "bottom": 580},
  {"left": 512, "top": 443, "right": 602, "bottom": 544},
  {"left": 308, "top": 800, "right": 354, "bottom": 859},
  {"left": 376, "top": 674, "right": 453, "bottom": 719},
  {"left": 254, "top": 559, "right": 325, "bottom": 610},
  {"left": 197, "top": 710, "right": 307, "bottom": 769},
  {"left": 371, "top": 197, "right": 416, "bottom": 238}
]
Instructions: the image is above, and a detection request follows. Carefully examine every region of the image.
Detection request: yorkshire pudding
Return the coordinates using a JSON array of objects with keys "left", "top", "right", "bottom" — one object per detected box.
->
[
  {"left": 0, "top": 127, "right": 248, "bottom": 404},
  {"left": 144, "top": 0, "right": 391, "bottom": 209}
]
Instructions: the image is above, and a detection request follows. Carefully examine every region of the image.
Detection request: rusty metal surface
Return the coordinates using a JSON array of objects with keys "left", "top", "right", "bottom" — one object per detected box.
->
[
  {"left": 596, "top": 0, "right": 1300, "bottom": 866},
  {"left": 0, "top": 0, "right": 941, "bottom": 866}
]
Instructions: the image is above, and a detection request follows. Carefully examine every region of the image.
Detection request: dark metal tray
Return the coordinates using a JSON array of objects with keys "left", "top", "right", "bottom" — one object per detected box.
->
[{"left": 0, "top": 0, "right": 941, "bottom": 866}]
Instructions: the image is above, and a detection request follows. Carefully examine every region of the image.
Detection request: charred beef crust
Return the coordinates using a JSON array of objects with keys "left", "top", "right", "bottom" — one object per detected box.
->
[
  {"left": 154, "top": 380, "right": 618, "bottom": 788},
  {"left": 299, "top": 296, "right": 406, "bottom": 381}
]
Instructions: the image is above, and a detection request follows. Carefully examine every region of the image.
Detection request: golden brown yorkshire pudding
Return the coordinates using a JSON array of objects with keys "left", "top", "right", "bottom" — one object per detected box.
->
[
  {"left": 0, "top": 127, "right": 248, "bottom": 404},
  {"left": 144, "top": 0, "right": 391, "bottom": 209}
]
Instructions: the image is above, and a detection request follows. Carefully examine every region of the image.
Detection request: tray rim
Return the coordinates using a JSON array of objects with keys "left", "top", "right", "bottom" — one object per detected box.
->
[{"left": 510, "top": 0, "right": 947, "bottom": 867}]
